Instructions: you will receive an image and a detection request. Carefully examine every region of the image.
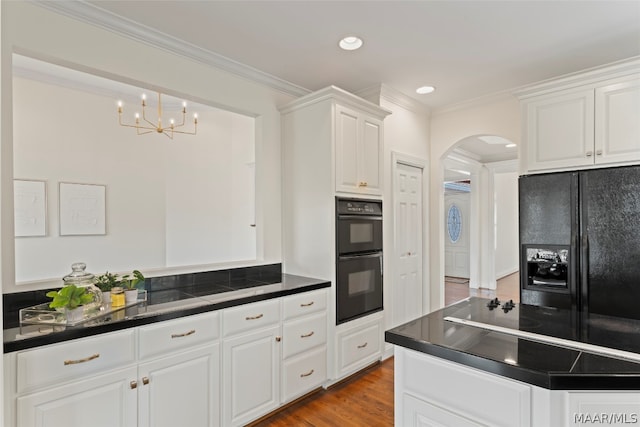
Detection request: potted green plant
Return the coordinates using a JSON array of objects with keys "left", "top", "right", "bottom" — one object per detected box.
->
[
  {"left": 46, "top": 284, "right": 95, "bottom": 323},
  {"left": 95, "top": 271, "right": 120, "bottom": 301},
  {"left": 121, "top": 270, "right": 145, "bottom": 304}
]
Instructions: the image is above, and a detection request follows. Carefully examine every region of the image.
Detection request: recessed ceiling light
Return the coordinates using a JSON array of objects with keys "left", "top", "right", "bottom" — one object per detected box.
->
[
  {"left": 505, "top": 143, "right": 517, "bottom": 148},
  {"left": 416, "top": 86, "right": 435, "bottom": 95},
  {"left": 339, "top": 36, "right": 363, "bottom": 51}
]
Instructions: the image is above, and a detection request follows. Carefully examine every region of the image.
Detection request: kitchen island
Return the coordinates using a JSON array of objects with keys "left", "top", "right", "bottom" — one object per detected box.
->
[{"left": 385, "top": 297, "right": 640, "bottom": 427}]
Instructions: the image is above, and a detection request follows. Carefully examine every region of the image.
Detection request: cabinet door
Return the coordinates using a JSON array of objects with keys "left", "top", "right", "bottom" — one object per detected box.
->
[
  {"left": 335, "top": 105, "right": 360, "bottom": 192},
  {"left": 595, "top": 77, "right": 640, "bottom": 164},
  {"left": 222, "top": 326, "right": 280, "bottom": 426},
  {"left": 138, "top": 344, "right": 220, "bottom": 427},
  {"left": 359, "top": 116, "right": 383, "bottom": 194},
  {"left": 16, "top": 366, "right": 137, "bottom": 427},
  {"left": 525, "top": 88, "right": 595, "bottom": 171},
  {"left": 402, "top": 393, "right": 485, "bottom": 427}
]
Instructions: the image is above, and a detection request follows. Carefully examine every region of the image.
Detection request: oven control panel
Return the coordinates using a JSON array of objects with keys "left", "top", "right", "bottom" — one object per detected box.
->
[{"left": 336, "top": 198, "right": 382, "bottom": 216}]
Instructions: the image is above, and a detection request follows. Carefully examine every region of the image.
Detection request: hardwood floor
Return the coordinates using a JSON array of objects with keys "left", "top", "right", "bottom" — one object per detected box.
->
[
  {"left": 250, "top": 358, "right": 395, "bottom": 427},
  {"left": 445, "top": 272, "right": 520, "bottom": 306},
  {"left": 252, "top": 274, "right": 518, "bottom": 426}
]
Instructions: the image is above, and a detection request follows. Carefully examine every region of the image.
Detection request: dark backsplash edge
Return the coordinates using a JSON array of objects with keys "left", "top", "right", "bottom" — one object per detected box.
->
[{"left": 3, "top": 263, "right": 282, "bottom": 329}]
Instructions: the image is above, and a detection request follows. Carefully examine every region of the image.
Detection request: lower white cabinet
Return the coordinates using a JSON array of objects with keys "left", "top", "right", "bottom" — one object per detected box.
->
[
  {"left": 138, "top": 343, "right": 220, "bottom": 427},
  {"left": 222, "top": 325, "right": 281, "bottom": 427},
  {"left": 403, "top": 393, "right": 484, "bottom": 427},
  {"left": 5, "top": 288, "right": 330, "bottom": 427},
  {"left": 16, "top": 365, "right": 138, "bottom": 427},
  {"left": 336, "top": 314, "right": 383, "bottom": 379},
  {"left": 396, "top": 347, "right": 531, "bottom": 427}
]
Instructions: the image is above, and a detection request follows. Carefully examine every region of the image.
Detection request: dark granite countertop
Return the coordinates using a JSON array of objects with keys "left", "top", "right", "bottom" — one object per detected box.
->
[
  {"left": 385, "top": 297, "right": 640, "bottom": 390},
  {"left": 4, "top": 273, "right": 330, "bottom": 353}
]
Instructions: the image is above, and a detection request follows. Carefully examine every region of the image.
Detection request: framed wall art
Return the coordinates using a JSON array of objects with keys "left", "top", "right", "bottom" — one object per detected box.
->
[
  {"left": 59, "top": 182, "right": 106, "bottom": 236},
  {"left": 14, "top": 179, "right": 47, "bottom": 237}
]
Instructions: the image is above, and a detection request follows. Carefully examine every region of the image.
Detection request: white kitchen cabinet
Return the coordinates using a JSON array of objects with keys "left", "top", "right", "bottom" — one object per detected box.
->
[
  {"left": 137, "top": 311, "right": 220, "bottom": 427},
  {"left": 594, "top": 77, "right": 640, "bottom": 165},
  {"left": 335, "top": 104, "right": 384, "bottom": 195},
  {"left": 336, "top": 313, "right": 383, "bottom": 378},
  {"left": 222, "top": 325, "right": 281, "bottom": 427},
  {"left": 9, "top": 329, "right": 138, "bottom": 427},
  {"left": 518, "top": 63, "right": 640, "bottom": 173},
  {"left": 138, "top": 344, "right": 220, "bottom": 427},
  {"left": 402, "top": 393, "right": 484, "bottom": 427},
  {"left": 395, "top": 347, "right": 531, "bottom": 427},
  {"left": 16, "top": 366, "right": 138, "bottom": 427},
  {"left": 525, "top": 87, "right": 595, "bottom": 171},
  {"left": 281, "top": 288, "right": 328, "bottom": 403}
]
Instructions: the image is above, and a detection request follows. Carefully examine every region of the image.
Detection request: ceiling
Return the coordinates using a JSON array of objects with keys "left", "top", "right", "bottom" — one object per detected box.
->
[{"left": 84, "top": 0, "right": 640, "bottom": 111}]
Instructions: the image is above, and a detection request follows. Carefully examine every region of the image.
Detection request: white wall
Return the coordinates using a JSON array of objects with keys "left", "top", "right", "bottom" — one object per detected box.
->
[
  {"left": 494, "top": 171, "right": 519, "bottom": 278},
  {"left": 1, "top": 1, "right": 295, "bottom": 292},
  {"left": 359, "top": 85, "right": 430, "bottom": 357},
  {"left": 429, "top": 94, "right": 521, "bottom": 309}
]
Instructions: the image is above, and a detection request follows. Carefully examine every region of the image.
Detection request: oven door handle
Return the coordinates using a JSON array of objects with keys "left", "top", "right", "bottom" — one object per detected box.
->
[
  {"left": 337, "top": 215, "right": 383, "bottom": 221},
  {"left": 338, "top": 253, "right": 382, "bottom": 261}
]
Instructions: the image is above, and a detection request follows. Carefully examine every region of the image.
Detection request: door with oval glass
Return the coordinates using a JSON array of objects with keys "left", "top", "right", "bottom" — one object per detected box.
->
[{"left": 445, "top": 192, "right": 470, "bottom": 279}]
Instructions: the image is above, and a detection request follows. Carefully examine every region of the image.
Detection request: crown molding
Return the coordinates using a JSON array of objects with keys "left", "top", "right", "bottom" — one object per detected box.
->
[
  {"left": 513, "top": 56, "right": 640, "bottom": 99},
  {"left": 356, "top": 84, "right": 431, "bottom": 116},
  {"left": 33, "top": 1, "right": 311, "bottom": 98},
  {"left": 432, "top": 89, "right": 516, "bottom": 116},
  {"left": 278, "top": 85, "right": 392, "bottom": 118}
]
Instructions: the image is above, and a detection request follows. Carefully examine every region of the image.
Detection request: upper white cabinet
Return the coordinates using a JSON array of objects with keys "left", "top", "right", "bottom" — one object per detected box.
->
[
  {"left": 281, "top": 86, "right": 390, "bottom": 198},
  {"left": 335, "top": 104, "right": 384, "bottom": 194},
  {"left": 595, "top": 77, "right": 640, "bottom": 164},
  {"left": 518, "top": 59, "right": 640, "bottom": 173},
  {"left": 524, "top": 87, "right": 595, "bottom": 171}
]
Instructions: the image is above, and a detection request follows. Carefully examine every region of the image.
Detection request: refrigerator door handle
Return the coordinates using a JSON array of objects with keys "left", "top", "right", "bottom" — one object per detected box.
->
[{"left": 581, "top": 233, "right": 589, "bottom": 311}]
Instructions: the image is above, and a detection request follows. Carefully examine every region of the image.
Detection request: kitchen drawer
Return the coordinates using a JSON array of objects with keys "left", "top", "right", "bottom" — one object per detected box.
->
[
  {"left": 281, "top": 346, "right": 327, "bottom": 403},
  {"left": 337, "top": 321, "right": 381, "bottom": 375},
  {"left": 283, "top": 289, "right": 327, "bottom": 320},
  {"left": 16, "top": 329, "right": 136, "bottom": 394},
  {"left": 282, "top": 312, "right": 327, "bottom": 359},
  {"left": 139, "top": 311, "right": 220, "bottom": 359},
  {"left": 222, "top": 298, "right": 280, "bottom": 337}
]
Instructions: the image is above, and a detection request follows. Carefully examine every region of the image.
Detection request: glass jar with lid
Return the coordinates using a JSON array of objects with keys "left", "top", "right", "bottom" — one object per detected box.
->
[{"left": 62, "top": 262, "right": 103, "bottom": 312}]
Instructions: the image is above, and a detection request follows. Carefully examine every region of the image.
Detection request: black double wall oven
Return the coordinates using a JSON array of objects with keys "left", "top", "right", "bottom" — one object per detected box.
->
[{"left": 335, "top": 197, "right": 383, "bottom": 325}]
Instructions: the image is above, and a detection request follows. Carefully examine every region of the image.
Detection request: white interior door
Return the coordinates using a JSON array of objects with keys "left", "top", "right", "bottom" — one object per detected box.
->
[
  {"left": 444, "top": 193, "right": 470, "bottom": 279},
  {"left": 393, "top": 163, "right": 423, "bottom": 327}
]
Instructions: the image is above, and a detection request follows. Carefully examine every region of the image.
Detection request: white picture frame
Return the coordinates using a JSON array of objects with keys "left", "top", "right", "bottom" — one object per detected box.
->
[
  {"left": 14, "top": 179, "right": 47, "bottom": 237},
  {"left": 59, "top": 182, "right": 106, "bottom": 236}
]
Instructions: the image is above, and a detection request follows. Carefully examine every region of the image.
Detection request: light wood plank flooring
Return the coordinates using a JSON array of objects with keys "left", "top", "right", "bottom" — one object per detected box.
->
[{"left": 252, "top": 274, "right": 519, "bottom": 426}]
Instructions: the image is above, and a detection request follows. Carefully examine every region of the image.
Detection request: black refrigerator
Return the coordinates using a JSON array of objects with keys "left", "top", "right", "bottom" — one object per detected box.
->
[{"left": 519, "top": 165, "right": 640, "bottom": 320}]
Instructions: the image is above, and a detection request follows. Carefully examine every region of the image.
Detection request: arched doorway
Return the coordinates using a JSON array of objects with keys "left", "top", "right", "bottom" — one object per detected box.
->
[{"left": 440, "top": 135, "right": 518, "bottom": 305}]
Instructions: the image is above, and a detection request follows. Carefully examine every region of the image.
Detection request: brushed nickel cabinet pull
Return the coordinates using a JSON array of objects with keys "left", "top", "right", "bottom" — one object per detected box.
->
[
  {"left": 300, "top": 301, "right": 314, "bottom": 307},
  {"left": 596, "top": 150, "right": 603, "bottom": 156},
  {"left": 300, "top": 369, "right": 314, "bottom": 378},
  {"left": 357, "top": 342, "right": 368, "bottom": 349},
  {"left": 142, "top": 377, "right": 150, "bottom": 385},
  {"left": 63, "top": 353, "right": 100, "bottom": 365},
  {"left": 171, "top": 329, "right": 196, "bottom": 338},
  {"left": 300, "top": 331, "right": 315, "bottom": 338},
  {"left": 586, "top": 151, "right": 593, "bottom": 157},
  {"left": 130, "top": 381, "right": 138, "bottom": 389},
  {"left": 246, "top": 314, "right": 264, "bottom": 320},
  {"left": 358, "top": 181, "right": 368, "bottom": 187}
]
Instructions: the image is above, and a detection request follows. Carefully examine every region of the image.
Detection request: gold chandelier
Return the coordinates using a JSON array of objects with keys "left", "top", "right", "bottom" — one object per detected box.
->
[{"left": 117, "top": 92, "right": 198, "bottom": 139}]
